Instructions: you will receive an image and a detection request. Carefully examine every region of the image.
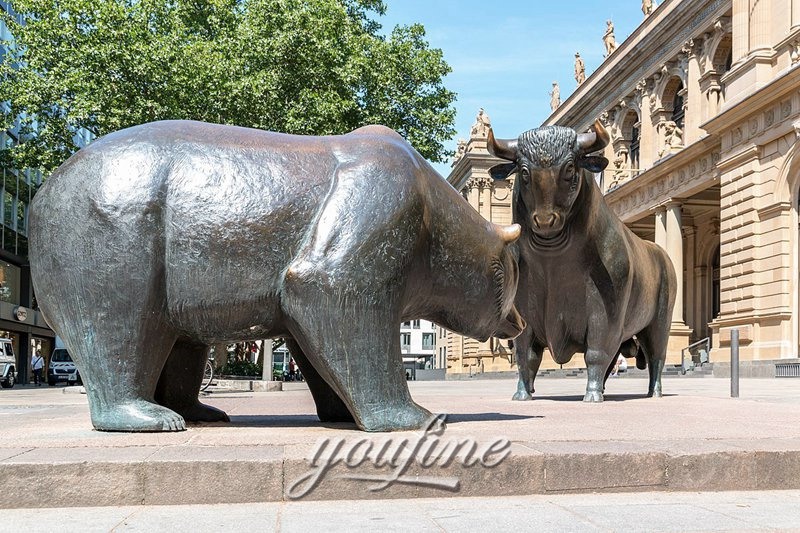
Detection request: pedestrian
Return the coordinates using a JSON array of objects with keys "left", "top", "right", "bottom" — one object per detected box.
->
[
  {"left": 31, "top": 350, "right": 44, "bottom": 386},
  {"left": 611, "top": 353, "right": 628, "bottom": 376},
  {"left": 288, "top": 357, "right": 296, "bottom": 381}
]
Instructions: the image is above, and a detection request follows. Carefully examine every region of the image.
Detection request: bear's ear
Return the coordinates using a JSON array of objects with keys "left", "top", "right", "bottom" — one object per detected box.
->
[
  {"left": 489, "top": 162, "right": 517, "bottom": 181},
  {"left": 578, "top": 156, "right": 608, "bottom": 173}
]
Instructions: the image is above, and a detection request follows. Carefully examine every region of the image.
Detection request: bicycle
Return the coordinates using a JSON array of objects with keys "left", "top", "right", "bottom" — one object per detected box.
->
[{"left": 200, "top": 359, "right": 214, "bottom": 392}]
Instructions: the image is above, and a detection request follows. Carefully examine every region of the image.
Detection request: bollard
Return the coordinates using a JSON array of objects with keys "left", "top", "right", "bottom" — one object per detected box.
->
[{"left": 731, "top": 328, "right": 739, "bottom": 398}]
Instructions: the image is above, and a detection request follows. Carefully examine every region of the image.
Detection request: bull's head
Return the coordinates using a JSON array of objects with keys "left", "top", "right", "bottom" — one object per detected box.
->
[{"left": 487, "top": 120, "right": 610, "bottom": 240}]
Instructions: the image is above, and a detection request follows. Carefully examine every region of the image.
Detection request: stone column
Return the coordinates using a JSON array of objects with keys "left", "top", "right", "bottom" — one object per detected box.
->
[
  {"left": 793, "top": 0, "right": 800, "bottom": 29},
  {"left": 467, "top": 179, "right": 480, "bottom": 211},
  {"left": 261, "top": 340, "right": 273, "bottom": 381},
  {"left": 666, "top": 202, "right": 685, "bottom": 325},
  {"left": 481, "top": 180, "right": 493, "bottom": 220},
  {"left": 749, "top": 0, "right": 771, "bottom": 53},
  {"left": 633, "top": 79, "right": 654, "bottom": 171},
  {"left": 684, "top": 226, "right": 697, "bottom": 335},
  {"left": 685, "top": 42, "right": 702, "bottom": 145},
  {"left": 654, "top": 207, "right": 667, "bottom": 251},
  {"left": 695, "top": 264, "right": 709, "bottom": 339},
  {"left": 732, "top": 0, "right": 749, "bottom": 62}
]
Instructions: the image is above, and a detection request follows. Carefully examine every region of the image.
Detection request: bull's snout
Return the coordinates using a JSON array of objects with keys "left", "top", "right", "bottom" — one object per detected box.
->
[
  {"left": 532, "top": 213, "right": 557, "bottom": 230},
  {"left": 495, "top": 306, "right": 526, "bottom": 339}
]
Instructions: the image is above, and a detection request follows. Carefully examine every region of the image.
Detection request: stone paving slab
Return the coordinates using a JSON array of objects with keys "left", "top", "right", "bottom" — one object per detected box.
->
[
  {"left": 6, "top": 491, "right": 800, "bottom": 532},
  {"left": 1, "top": 378, "right": 800, "bottom": 507}
]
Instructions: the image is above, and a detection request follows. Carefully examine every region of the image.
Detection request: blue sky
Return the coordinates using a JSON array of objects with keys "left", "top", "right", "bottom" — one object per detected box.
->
[{"left": 377, "top": 1, "right": 644, "bottom": 175}]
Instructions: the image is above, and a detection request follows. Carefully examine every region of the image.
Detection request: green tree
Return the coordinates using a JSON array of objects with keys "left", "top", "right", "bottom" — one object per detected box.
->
[{"left": 0, "top": 0, "right": 456, "bottom": 172}]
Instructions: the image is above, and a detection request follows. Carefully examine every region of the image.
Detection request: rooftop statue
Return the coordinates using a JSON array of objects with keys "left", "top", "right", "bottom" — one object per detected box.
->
[
  {"left": 452, "top": 138, "right": 467, "bottom": 166},
  {"left": 29, "top": 120, "right": 525, "bottom": 433},
  {"left": 603, "top": 19, "right": 618, "bottom": 56},
  {"left": 550, "top": 82, "right": 561, "bottom": 111},
  {"left": 574, "top": 52, "right": 586, "bottom": 85},
  {"left": 470, "top": 108, "right": 492, "bottom": 138}
]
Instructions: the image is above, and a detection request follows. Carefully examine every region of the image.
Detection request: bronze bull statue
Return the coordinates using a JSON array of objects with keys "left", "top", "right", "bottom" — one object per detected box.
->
[
  {"left": 29, "top": 120, "right": 525, "bottom": 432},
  {"left": 487, "top": 120, "right": 676, "bottom": 402}
]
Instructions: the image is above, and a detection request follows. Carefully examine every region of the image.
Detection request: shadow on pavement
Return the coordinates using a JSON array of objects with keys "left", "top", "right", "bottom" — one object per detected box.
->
[
  {"left": 535, "top": 393, "right": 677, "bottom": 402},
  {"left": 200, "top": 414, "right": 359, "bottom": 429},
  {"left": 445, "top": 413, "right": 543, "bottom": 423}
]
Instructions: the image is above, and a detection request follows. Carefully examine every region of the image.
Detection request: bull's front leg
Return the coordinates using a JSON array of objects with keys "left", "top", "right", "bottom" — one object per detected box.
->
[
  {"left": 512, "top": 326, "right": 542, "bottom": 401},
  {"left": 583, "top": 348, "right": 615, "bottom": 403}
]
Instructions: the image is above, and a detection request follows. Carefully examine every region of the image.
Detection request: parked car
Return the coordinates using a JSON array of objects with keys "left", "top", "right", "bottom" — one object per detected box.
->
[
  {"left": 0, "top": 338, "right": 15, "bottom": 388},
  {"left": 48, "top": 348, "right": 81, "bottom": 386}
]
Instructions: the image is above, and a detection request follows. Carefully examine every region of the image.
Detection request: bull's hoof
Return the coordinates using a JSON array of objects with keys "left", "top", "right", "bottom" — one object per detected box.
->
[
  {"left": 583, "top": 390, "right": 604, "bottom": 403},
  {"left": 92, "top": 400, "right": 187, "bottom": 432},
  {"left": 179, "top": 401, "right": 230, "bottom": 423},
  {"left": 512, "top": 390, "right": 533, "bottom": 401}
]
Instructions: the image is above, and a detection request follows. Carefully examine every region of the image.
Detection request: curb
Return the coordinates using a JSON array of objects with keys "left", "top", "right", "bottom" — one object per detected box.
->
[{"left": 2, "top": 444, "right": 800, "bottom": 508}]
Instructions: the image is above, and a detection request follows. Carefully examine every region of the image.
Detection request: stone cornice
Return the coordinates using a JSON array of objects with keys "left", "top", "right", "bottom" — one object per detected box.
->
[
  {"left": 545, "top": 0, "right": 729, "bottom": 131},
  {"left": 605, "top": 136, "right": 721, "bottom": 222},
  {"left": 702, "top": 66, "right": 800, "bottom": 134},
  {"left": 715, "top": 145, "right": 759, "bottom": 172},
  {"left": 447, "top": 152, "right": 505, "bottom": 192},
  {"left": 606, "top": 135, "right": 719, "bottom": 201},
  {"left": 758, "top": 201, "right": 792, "bottom": 221}
]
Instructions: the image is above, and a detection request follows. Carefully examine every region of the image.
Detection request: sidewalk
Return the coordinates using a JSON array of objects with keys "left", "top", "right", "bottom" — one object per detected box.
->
[
  {"left": 1, "top": 377, "right": 799, "bottom": 507},
  {"left": 6, "top": 490, "right": 800, "bottom": 532}
]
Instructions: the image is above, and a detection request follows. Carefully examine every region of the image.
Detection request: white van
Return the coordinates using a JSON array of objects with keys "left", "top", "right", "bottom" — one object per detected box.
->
[
  {"left": 0, "top": 338, "right": 15, "bottom": 388},
  {"left": 47, "top": 347, "right": 81, "bottom": 386}
]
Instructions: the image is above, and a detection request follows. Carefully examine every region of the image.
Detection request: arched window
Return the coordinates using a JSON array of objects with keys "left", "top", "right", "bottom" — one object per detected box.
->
[
  {"left": 672, "top": 82, "right": 685, "bottom": 129},
  {"left": 630, "top": 125, "right": 640, "bottom": 173}
]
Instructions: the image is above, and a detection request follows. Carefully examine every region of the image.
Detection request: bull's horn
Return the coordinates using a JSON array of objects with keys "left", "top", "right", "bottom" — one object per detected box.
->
[
  {"left": 576, "top": 119, "right": 610, "bottom": 154},
  {"left": 495, "top": 223, "right": 521, "bottom": 243},
  {"left": 487, "top": 128, "right": 518, "bottom": 162}
]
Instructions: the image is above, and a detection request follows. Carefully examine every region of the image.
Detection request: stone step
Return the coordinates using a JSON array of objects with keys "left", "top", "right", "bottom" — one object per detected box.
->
[{"left": 2, "top": 442, "right": 800, "bottom": 508}]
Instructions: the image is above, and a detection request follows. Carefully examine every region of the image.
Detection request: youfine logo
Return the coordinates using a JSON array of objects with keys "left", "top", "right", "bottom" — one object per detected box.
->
[{"left": 286, "top": 415, "right": 511, "bottom": 499}]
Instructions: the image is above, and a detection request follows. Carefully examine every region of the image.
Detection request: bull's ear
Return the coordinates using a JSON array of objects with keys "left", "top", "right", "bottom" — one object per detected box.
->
[
  {"left": 489, "top": 162, "right": 517, "bottom": 181},
  {"left": 578, "top": 156, "right": 608, "bottom": 173}
]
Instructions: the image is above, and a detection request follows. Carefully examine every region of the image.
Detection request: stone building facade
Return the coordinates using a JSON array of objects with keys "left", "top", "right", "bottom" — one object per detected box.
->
[{"left": 446, "top": 0, "right": 800, "bottom": 375}]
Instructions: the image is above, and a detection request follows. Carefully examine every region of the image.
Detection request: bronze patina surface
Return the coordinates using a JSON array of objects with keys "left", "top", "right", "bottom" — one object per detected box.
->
[
  {"left": 29, "top": 120, "right": 524, "bottom": 432},
  {"left": 488, "top": 120, "right": 676, "bottom": 402}
]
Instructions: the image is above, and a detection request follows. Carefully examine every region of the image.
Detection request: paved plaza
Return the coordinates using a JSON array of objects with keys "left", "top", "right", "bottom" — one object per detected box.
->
[{"left": 1, "top": 376, "right": 800, "bottom": 515}]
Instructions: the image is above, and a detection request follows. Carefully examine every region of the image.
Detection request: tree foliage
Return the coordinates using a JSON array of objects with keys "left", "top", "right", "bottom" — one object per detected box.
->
[{"left": 0, "top": 0, "right": 456, "bottom": 171}]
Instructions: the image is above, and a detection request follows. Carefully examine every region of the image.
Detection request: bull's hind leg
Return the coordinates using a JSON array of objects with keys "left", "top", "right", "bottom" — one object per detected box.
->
[
  {"left": 155, "top": 339, "right": 229, "bottom": 423},
  {"left": 637, "top": 325, "right": 668, "bottom": 398},
  {"left": 512, "top": 326, "right": 544, "bottom": 401},
  {"left": 285, "top": 338, "right": 354, "bottom": 423}
]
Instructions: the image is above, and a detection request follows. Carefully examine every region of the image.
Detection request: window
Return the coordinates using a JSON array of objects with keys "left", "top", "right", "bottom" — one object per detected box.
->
[
  {"left": 400, "top": 333, "right": 411, "bottom": 349},
  {"left": 0, "top": 261, "right": 20, "bottom": 303},
  {"left": 401, "top": 321, "right": 411, "bottom": 328},
  {"left": 412, "top": 319, "right": 420, "bottom": 329},
  {"left": 630, "top": 126, "right": 640, "bottom": 173},
  {"left": 422, "top": 333, "right": 435, "bottom": 349},
  {"left": 672, "top": 82, "right": 685, "bottom": 129}
]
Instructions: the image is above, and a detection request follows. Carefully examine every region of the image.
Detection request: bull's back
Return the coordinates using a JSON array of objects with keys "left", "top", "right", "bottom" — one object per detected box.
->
[{"left": 619, "top": 226, "right": 676, "bottom": 334}]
